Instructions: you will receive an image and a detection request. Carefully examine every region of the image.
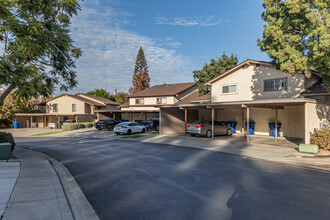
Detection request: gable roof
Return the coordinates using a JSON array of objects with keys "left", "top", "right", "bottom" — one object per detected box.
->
[
  {"left": 205, "top": 59, "right": 273, "bottom": 86},
  {"left": 301, "top": 80, "right": 329, "bottom": 96},
  {"left": 45, "top": 94, "right": 106, "bottom": 106},
  {"left": 128, "top": 82, "right": 196, "bottom": 98},
  {"left": 205, "top": 59, "right": 321, "bottom": 86},
  {"left": 176, "top": 91, "right": 211, "bottom": 105},
  {"left": 76, "top": 93, "right": 119, "bottom": 105}
]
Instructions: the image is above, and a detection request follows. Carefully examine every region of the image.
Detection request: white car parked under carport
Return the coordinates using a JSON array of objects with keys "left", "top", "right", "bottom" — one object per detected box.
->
[{"left": 114, "top": 122, "right": 146, "bottom": 135}]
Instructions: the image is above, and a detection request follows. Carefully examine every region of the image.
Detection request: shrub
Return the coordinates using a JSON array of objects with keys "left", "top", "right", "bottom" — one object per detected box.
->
[
  {"left": 62, "top": 123, "right": 78, "bottom": 131},
  {"left": 0, "top": 131, "right": 15, "bottom": 151},
  {"left": 80, "top": 122, "right": 95, "bottom": 128},
  {"left": 311, "top": 125, "right": 330, "bottom": 150}
]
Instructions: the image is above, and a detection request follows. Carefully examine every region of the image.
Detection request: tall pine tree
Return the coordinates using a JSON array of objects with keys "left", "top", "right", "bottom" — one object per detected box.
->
[{"left": 129, "top": 47, "right": 150, "bottom": 94}]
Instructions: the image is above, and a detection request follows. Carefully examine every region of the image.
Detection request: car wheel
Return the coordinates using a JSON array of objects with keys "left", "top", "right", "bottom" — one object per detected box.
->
[
  {"left": 206, "top": 130, "right": 212, "bottom": 138},
  {"left": 115, "top": 132, "right": 120, "bottom": 135},
  {"left": 190, "top": 134, "right": 196, "bottom": 137},
  {"left": 227, "top": 129, "right": 233, "bottom": 136},
  {"left": 127, "top": 130, "right": 132, "bottom": 135},
  {"left": 97, "top": 129, "right": 102, "bottom": 131},
  {"left": 142, "top": 128, "right": 146, "bottom": 133}
]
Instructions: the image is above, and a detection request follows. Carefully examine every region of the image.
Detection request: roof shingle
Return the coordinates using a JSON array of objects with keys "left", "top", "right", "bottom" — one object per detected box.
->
[{"left": 128, "top": 82, "right": 196, "bottom": 98}]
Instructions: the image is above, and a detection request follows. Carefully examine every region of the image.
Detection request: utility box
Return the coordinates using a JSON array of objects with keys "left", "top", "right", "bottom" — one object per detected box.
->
[
  {"left": 0, "top": 143, "right": 12, "bottom": 160},
  {"left": 299, "top": 144, "right": 319, "bottom": 154}
]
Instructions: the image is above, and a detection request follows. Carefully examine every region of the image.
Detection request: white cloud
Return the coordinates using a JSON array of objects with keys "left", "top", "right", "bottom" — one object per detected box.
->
[
  {"left": 156, "top": 15, "right": 225, "bottom": 27},
  {"left": 61, "top": 3, "right": 194, "bottom": 95}
]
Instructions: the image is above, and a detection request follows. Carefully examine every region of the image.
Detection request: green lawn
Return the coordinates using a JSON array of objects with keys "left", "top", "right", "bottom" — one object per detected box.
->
[
  {"left": 121, "top": 132, "right": 159, "bottom": 139},
  {"left": 31, "top": 131, "right": 64, "bottom": 136}
]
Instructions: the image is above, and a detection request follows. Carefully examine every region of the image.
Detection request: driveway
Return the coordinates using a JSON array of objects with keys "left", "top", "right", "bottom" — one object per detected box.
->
[
  {"left": 17, "top": 138, "right": 330, "bottom": 220},
  {"left": 0, "top": 128, "right": 61, "bottom": 137}
]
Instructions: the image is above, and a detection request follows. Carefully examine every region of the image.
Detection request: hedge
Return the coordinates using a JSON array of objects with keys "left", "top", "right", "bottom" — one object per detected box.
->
[
  {"left": 311, "top": 125, "right": 330, "bottom": 150},
  {"left": 0, "top": 131, "right": 15, "bottom": 151},
  {"left": 62, "top": 122, "right": 95, "bottom": 131}
]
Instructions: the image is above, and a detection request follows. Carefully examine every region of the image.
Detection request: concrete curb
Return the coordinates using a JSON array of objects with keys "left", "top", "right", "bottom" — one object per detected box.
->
[{"left": 38, "top": 152, "right": 99, "bottom": 220}]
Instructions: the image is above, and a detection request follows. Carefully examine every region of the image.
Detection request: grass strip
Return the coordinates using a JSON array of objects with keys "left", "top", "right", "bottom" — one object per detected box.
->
[
  {"left": 121, "top": 132, "right": 159, "bottom": 139},
  {"left": 31, "top": 131, "right": 64, "bottom": 136}
]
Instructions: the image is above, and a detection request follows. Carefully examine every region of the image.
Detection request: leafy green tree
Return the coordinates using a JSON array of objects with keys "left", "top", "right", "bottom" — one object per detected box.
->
[
  {"left": 129, "top": 47, "right": 150, "bottom": 94},
  {"left": 0, "top": 0, "right": 82, "bottom": 106},
  {"left": 193, "top": 53, "right": 238, "bottom": 95},
  {"left": 87, "top": 89, "right": 111, "bottom": 100},
  {"left": 0, "top": 88, "right": 45, "bottom": 124},
  {"left": 111, "top": 92, "right": 128, "bottom": 104},
  {"left": 257, "top": 0, "right": 330, "bottom": 88}
]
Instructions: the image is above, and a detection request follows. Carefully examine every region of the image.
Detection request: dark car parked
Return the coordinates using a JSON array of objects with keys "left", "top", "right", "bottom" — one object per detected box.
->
[
  {"left": 151, "top": 118, "right": 159, "bottom": 131},
  {"left": 95, "top": 119, "right": 118, "bottom": 131},
  {"left": 141, "top": 120, "right": 153, "bottom": 131}
]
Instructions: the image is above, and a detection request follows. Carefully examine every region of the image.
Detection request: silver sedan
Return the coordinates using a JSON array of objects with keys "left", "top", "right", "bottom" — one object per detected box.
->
[{"left": 187, "top": 120, "right": 233, "bottom": 138}]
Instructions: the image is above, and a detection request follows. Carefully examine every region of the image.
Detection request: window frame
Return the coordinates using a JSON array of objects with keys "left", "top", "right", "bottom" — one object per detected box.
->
[
  {"left": 72, "top": 104, "right": 77, "bottom": 112},
  {"left": 135, "top": 98, "right": 144, "bottom": 105},
  {"left": 53, "top": 103, "right": 58, "bottom": 112},
  {"left": 156, "top": 97, "right": 167, "bottom": 104},
  {"left": 263, "top": 77, "right": 288, "bottom": 92},
  {"left": 221, "top": 84, "right": 238, "bottom": 94}
]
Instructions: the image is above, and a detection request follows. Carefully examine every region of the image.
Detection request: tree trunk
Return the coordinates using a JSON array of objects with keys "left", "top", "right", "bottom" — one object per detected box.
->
[{"left": 0, "top": 85, "right": 14, "bottom": 106}]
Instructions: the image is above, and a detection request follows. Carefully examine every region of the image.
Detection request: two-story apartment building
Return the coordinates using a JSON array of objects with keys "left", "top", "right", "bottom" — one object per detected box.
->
[
  {"left": 14, "top": 93, "right": 119, "bottom": 128},
  {"left": 159, "top": 59, "right": 330, "bottom": 144},
  {"left": 109, "top": 82, "right": 198, "bottom": 121}
]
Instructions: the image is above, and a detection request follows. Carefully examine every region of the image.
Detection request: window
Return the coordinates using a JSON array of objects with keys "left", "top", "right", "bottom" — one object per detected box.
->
[
  {"left": 157, "top": 97, "right": 167, "bottom": 104},
  {"left": 222, "top": 84, "right": 237, "bottom": 94},
  {"left": 72, "top": 104, "right": 77, "bottom": 112},
  {"left": 135, "top": 98, "right": 144, "bottom": 104},
  {"left": 53, "top": 103, "right": 58, "bottom": 112},
  {"left": 264, "top": 77, "right": 287, "bottom": 91}
]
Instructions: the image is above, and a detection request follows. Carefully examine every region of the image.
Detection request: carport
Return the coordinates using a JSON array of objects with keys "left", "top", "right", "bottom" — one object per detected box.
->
[
  {"left": 95, "top": 109, "right": 159, "bottom": 122},
  {"left": 160, "top": 98, "right": 319, "bottom": 143},
  {"left": 13, "top": 113, "right": 94, "bottom": 128}
]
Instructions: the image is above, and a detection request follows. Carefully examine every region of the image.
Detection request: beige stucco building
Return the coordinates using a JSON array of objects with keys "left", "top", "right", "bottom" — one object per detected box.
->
[
  {"left": 96, "top": 83, "right": 198, "bottom": 122},
  {"left": 159, "top": 59, "right": 330, "bottom": 144},
  {"left": 14, "top": 93, "right": 119, "bottom": 128}
]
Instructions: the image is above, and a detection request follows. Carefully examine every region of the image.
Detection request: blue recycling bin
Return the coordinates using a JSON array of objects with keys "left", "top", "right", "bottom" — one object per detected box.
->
[
  {"left": 13, "top": 122, "right": 19, "bottom": 128},
  {"left": 245, "top": 122, "right": 255, "bottom": 135},
  {"left": 19, "top": 122, "right": 23, "bottom": 128},
  {"left": 269, "top": 123, "right": 281, "bottom": 137},
  {"left": 230, "top": 122, "right": 237, "bottom": 133}
]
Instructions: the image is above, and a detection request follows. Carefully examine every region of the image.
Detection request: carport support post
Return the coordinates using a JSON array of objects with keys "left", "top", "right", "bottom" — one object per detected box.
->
[
  {"left": 184, "top": 109, "right": 187, "bottom": 136},
  {"left": 246, "top": 107, "right": 250, "bottom": 142},
  {"left": 211, "top": 108, "right": 214, "bottom": 138},
  {"left": 30, "top": 116, "right": 33, "bottom": 128},
  {"left": 275, "top": 109, "right": 278, "bottom": 139}
]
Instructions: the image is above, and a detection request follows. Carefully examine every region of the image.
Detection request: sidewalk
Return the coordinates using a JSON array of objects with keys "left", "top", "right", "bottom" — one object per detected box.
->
[
  {"left": 0, "top": 148, "right": 99, "bottom": 220},
  {"left": 0, "top": 160, "right": 19, "bottom": 219},
  {"left": 2, "top": 148, "right": 73, "bottom": 220},
  {"left": 135, "top": 134, "right": 330, "bottom": 171}
]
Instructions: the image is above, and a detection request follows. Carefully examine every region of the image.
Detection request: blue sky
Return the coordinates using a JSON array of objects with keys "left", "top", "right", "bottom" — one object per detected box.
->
[{"left": 64, "top": 0, "right": 269, "bottom": 95}]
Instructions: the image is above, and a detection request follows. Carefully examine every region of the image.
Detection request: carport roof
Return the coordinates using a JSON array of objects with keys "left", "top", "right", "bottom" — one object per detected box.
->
[
  {"left": 95, "top": 110, "right": 159, "bottom": 113},
  {"left": 14, "top": 113, "right": 94, "bottom": 116},
  {"left": 160, "top": 98, "right": 317, "bottom": 109}
]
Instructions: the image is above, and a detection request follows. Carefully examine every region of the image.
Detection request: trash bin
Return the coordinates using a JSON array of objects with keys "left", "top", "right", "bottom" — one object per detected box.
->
[
  {"left": 269, "top": 123, "right": 281, "bottom": 137},
  {"left": 230, "top": 122, "right": 238, "bottom": 133},
  {"left": 0, "top": 143, "right": 11, "bottom": 160},
  {"left": 245, "top": 122, "right": 255, "bottom": 135},
  {"left": 13, "top": 122, "right": 18, "bottom": 129}
]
